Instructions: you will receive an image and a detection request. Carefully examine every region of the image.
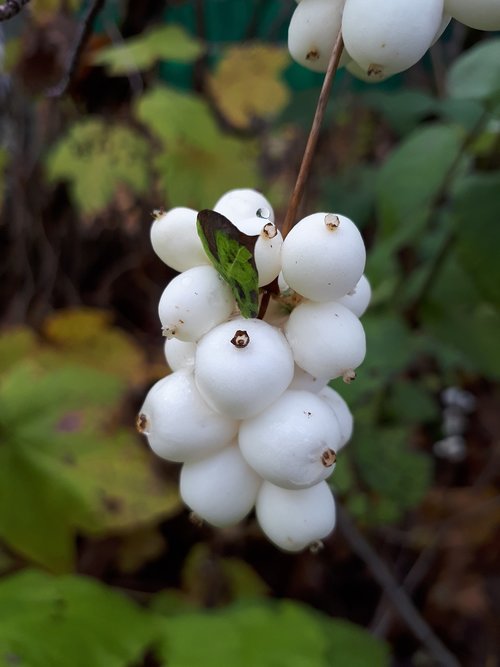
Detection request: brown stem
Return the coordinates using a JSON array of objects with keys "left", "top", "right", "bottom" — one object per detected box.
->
[
  {"left": 0, "top": 0, "right": 30, "bottom": 21},
  {"left": 281, "top": 30, "right": 344, "bottom": 239}
]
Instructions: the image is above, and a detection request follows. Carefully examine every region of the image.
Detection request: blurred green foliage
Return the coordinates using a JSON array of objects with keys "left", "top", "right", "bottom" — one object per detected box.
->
[{"left": 0, "top": 1, "right": 499, "bottom": 664}]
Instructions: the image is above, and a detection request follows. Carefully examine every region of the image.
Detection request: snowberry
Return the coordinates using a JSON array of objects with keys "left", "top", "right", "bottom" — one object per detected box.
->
[
  {"left": 346, "top": 59, "right": 391, "bottom": 83},
  {"left": 180, "top": 445, "right": 261, "bottom": 527},
  {"left": 288, "top": 365, "right": 330, "bottom": 393},
  {"left": 318, "top": 386, "right": 353, "bottom": 449},
  {"left": 444, "top": 0, "right": 500, "bottom": 30},
  {"left": 285, "top": 300, "right": 366, "bottom": 380},
  {"left": 342, "top": 0, "right": 444, "bottom": 79},
  {"left": 239, "top": 390, "right": 341, "bottom": 489},
  {"left": 158, "top": 265, "right": 234, "bottom": 342},
  {"left": 337, "top": 274, "right": 371, "bottom": 317},
  {"left": 214, "top": 189, "right": 275, "bottom": 224},
  {"left": 231, "top": 216, "right": 283, "bottom": 287},
  {"left": 150, "top": 207, "right": 208, "bottom": 272},
  {"left": 281, "top": 212, "right": 366, "bottom": 302},
  {"left": 195, "top": 318, "right": 295, "bottom": 419},
  {"left": 164, "top": 338, "right": 196, "bottom": 371},
  {"left": 256, "top": 481, "right": 336, "bottom": 552},
  {"left": 137, "top": 371, "right": 238, "bottom": 463},
  {"left": 288, "top": 0, "right": 349, "bottom": 73}
]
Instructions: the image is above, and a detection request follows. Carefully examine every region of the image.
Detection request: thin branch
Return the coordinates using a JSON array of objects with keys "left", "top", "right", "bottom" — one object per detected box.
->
[
  {"left": 281, "top": 30, "right": 344, "bottom": 238},
  {"left": 0, "top": 0, "right": 30, "bottom": 22},
  {"left": 47, "top": 0, "right": 106, "bottom": 97},
  {"left": 337, "top": 504, "right": 461, "bottom": 667}
]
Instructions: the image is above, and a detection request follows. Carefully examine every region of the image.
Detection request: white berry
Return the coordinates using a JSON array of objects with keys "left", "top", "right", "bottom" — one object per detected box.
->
[
  {"left": 342, "top": 0, "right": 444, "bottom": 78},
  {"left": 214, "top": 189, "right": 274, "bottom": 224},
  {"left": 164, "top": 338, "right": 196, "bottom": 371},
  {"left": 150, "top": 207, "right": 208, "bottom": 272},
  {"left": 180, "top": 445, "right": 261, "bottom": 527},
  {"left": 138, "top": 371, "right": 238, "bottom": 463},
  {"left": 158, "top": 265, "right": 234, "bottom": 342},
  {"left": 239, "top": 390, "right": 341, "bottom": 489},
  {"left": 288, "top": 0, "right": 349, "bottom": 73},
  {"left": 285, "top": 300, "right": 366, "bottom": 380},
  {"left": 318, "top": 386, "right": 353, "bottom": 449},
  {"left": 256, "top": 481, "right": 336, "bottom": 552},
  {"left": 195, "top": 318, "right": 294, "bottom": 419},
  {"left": 444, "top": 0, "right": 500, "bottom": 30},
  {"left": 281, "top": 213, "right": 366, "bottom": 302},
  {"left": 337, "top": 274, "right": 371, "bottom": 317}
]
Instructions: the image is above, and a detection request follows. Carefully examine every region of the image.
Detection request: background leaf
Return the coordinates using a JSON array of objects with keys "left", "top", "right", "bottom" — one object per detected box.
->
[
  {"left": 93, "top": 24, "right": 204, "bottom": 74},
  {"left": 208, "top": 44, "right": 290, "bottom": 129},
  {"left": 46, "top": 120, "right": 151, "bottom": 215}
]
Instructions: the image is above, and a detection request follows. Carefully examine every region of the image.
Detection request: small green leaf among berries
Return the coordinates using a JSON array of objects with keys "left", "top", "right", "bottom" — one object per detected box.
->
[{"left": 197, "top": 209, "right": 259, "bottom": 318}]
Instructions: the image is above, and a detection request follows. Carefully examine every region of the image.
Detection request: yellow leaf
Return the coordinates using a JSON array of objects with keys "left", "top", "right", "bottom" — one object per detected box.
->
[
  {"left": 42, "top": 307, "right": 147, "bottom": 386},
  {"left": 208, "top": 44, "right": 290, "bottom": 129}
]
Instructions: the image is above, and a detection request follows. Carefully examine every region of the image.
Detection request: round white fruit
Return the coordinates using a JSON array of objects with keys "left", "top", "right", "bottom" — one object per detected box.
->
[
  {"left": 256, "top": 481, "right": 336, "bottom": 552},
  {"left": 444, "top": 0, "right": 500, "bottom": 30},
  {"left": 342, "top": 0, "right": 444, "bottom": 78},
  {"left": 346, "top": 59, "right": 391, "bottom": 83},
  {"left": 318, "top": 386, "right": 353, "bottom": 449},
  {"left": 281, "top": 212, "right": 366, "bottom": 302},
  {"left": 214, "top": 189, "right": 274, "bottom": 224},
  {"left": 158, "top": 265, "right": 234, "bottom": 342},
  {"left": 164, "top": 338, "right": 196, "bottom": 371},
  {"left": 195, "top": 318, "right": 295, "bottom": 419},
  {"left": 231, "top": 217, "right": 283, "bottom": 287},
  {"left": 239, "top": 390, "right": 341, "bottom": 489},
  {"left": 337, "top": 274, "right": 371, "bottom": 317},
  {"left": 285, "top": 300, "right": 366, "bottom": 379},
  {"left": 180, "top": 445, "right": 261, "bottom": 527},
  {"left": 138, "top": 371, "right": 238, "bottom": 463},
  {"left": 150, "top": 207, "right": 208, "bottom": 272},
  {"left": 288, "top": 365, "right": 329, "bottom": 393},
  {"left": 288, "top": 0, "right": 349, "bottom": 73}
]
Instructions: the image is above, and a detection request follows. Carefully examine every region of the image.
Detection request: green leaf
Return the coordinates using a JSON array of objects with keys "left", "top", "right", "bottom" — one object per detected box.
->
[
  {"left": 197, "top": 209, "right": 259, "bottom": 318},
  {"left": 93, "top": 24, "right": 204, "bottom": 74},
  {"left": 0, "top": 328, "right": 38, "bottom": 374},
  {"left": 422, "top": 257, "right": 500, "bottom": 379},
  {"left": 46, "top": 120, "right": 150, "bottom": 215},
  {"left": 0, "top": 361, "right": 180, "bottom": 571},
  {"left": 136, "top": 86, "right": 259, "bottom": 208},
  {"left": 363, "top": 89, "right": 435, "bottom": 136},
  {"left": 452, "top": 173, "right": 500, "bottom": 310},
  {"left": 353, "top": 425, "right": 433, "bottom": 515},
  {"left": 136, "top": 85, "right": 220, "bottom": 149},
  {"left": 448, "top": 39, "right": 500, "bottom": 106},
  {"left": 385, "top": 381, "right": 439, "bottom": 425},
  {"left": 0, "top": 570, "right": 158, "bottom": 667},
  {"left": 157, "top": 600, "right": 389, "bottom": 667},
  {"left": 376, "top": 124, "right": 463, "bottom": 237}
]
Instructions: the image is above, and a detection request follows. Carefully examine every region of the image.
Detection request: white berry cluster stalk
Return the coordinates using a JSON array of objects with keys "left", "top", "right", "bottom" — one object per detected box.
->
[
  {"left": 138, "top": 185, "right": 370, "bottom": 552},
  {"left": 289, "top": 0, "right": 500, "bottom": 83}
]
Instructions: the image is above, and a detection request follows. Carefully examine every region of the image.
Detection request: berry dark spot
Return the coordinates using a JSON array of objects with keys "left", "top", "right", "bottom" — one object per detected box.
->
[
  {"left": 136, "top": 413, "right": 149, "bottom": 433},
  {"left": 321, "top": 449, "right": 337, "bottom": 467},
  {"left": 231, "top": 330, "right": 250, "bottom": 348}
]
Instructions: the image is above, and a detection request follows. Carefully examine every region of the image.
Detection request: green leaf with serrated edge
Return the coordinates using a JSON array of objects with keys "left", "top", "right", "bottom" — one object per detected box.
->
[{"left": 197, "top": 209, "right": 259, "bottom": 318}]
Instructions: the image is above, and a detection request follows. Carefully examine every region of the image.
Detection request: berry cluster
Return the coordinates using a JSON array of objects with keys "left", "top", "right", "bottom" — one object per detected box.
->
[
  {"left": 138, "top": 189, "right": 370, "bottom": 552},
  {"left": 289, "top": 0, "right": 500, "bottom": 82}
]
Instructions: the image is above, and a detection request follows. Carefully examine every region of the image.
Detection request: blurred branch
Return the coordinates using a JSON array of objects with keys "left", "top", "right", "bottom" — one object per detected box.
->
[
  {"left": 337, "top": 504, "right": 461, "bottom": 667},
  {"left": 47, "top": 0, "right": 106, "bottom": 97},
  {"left": 0, "top": 0, "right": 30, "bottom": 22}
]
